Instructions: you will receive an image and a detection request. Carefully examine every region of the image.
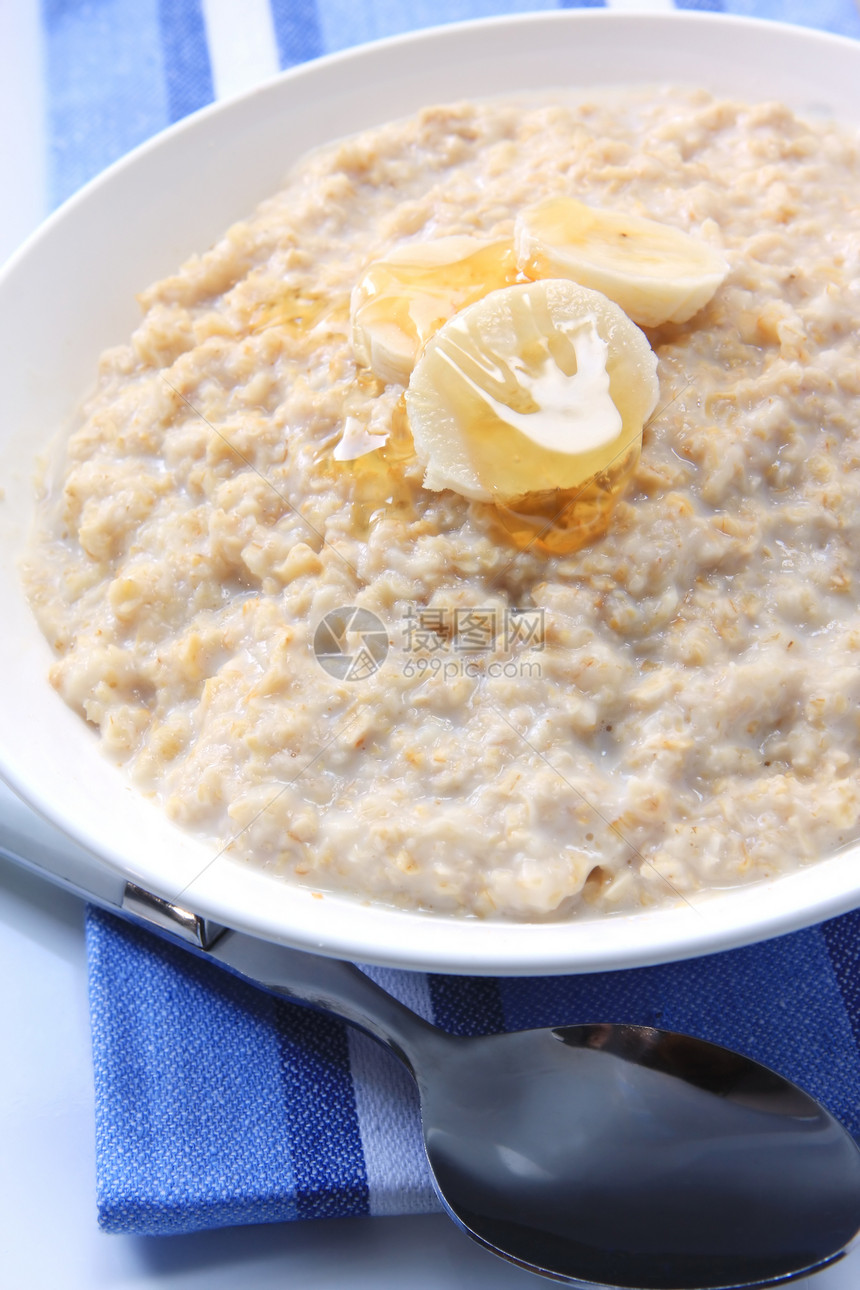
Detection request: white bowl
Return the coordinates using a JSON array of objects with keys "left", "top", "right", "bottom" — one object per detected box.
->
[{"left": 1, "top": 10, "right": 859, "bottom": 975}]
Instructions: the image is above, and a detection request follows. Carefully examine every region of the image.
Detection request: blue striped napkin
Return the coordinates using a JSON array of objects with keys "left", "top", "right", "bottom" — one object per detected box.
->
[
  {"left": 34, "top": 0, "right": 860, "bottom": 1237},
  {"left": 87, "top": 905, "right": 860, "bottom": 1235},
  {"left": 42, "top": 0, "right": 860, "bottom": 210}
]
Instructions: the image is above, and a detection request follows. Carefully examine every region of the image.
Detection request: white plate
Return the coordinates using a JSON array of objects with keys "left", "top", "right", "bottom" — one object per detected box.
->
[{"left": 1, "top": 10, "right": 859, "bottom": 975}]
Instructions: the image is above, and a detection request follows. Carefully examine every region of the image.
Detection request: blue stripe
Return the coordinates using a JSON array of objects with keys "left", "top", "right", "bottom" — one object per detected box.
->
[
  {"left": 275, "top": 1001, "right": 370, "bottom": 1219},
  {"left": 559, "top": 1, "right": 606, "bottom": 10},
  {"left": 499, "top": 927, "right": 860, "bottom": 1137},
  {"left": 675, "top": 0, "right": 725, "bottom": 12},
  {"left": 41, "top": 0, "right": 170, "bottom": 207},
  {"left": 315, "top": 0, "right": 570, "bottom": 54},
  {"left": 822, "top": 911, "right": 860, "bottom": 1061},
  {"left": 723, "top": 0, "right": 860, "bottom": 38},
  {"left": 429, "top": 973, "right": 507, "bottom": 1036},
  {"left": 88, "top": 909, "right": 299, "bottom": 1235},
  {"left": 270, "top": 0, "right": 324, "bottom": 67},
  {"left": 157, "top": 0, "right": 214, "bottom": 121}
]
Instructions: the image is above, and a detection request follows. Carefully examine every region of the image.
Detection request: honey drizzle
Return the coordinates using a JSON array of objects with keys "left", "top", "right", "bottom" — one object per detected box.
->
[
  {"left": 320, "top": 397, "right": 418, "bottom": 537},
  {"left": 249, "top": 288, "right": 349, "bottom": 338},
  {"left": 354, "top": 240, "right": 518, "bottom": 361},
  {"left": 484, "top": 439, "right": 641, "bottom": 556},
  {"left": 253, "top": 285, "right": 634, "bottom": 557}
]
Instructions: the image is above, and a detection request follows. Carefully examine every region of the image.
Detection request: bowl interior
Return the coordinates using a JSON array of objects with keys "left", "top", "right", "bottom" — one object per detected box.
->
[{"left": 1, "top": 10, "right": 859, "bottom": 974}]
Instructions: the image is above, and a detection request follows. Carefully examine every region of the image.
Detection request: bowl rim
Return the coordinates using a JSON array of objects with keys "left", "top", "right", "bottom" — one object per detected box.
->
[{"left": 2, "top": 7, "right": 860, "bottom": 975}]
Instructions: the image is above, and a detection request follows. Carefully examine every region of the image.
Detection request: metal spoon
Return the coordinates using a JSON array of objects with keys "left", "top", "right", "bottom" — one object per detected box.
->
[{"left": 202, "top": 927, "right": 860, "bottom": 1290}]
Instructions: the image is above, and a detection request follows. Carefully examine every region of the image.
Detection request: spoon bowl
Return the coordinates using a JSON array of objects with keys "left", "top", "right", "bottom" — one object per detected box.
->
[{"left": 420, "top": 1024, "right": 860, "bottom": 1288}]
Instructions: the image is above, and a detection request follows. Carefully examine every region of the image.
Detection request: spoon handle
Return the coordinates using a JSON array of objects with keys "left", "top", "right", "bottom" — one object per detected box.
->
[{"left": 207, "top": 927, "right": 438, "bottom": 1071}]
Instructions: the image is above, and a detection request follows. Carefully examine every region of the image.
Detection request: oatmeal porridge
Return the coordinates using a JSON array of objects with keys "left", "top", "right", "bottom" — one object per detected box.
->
[{"left": 23, "top": 88, "right": 860, "bottom": 920}]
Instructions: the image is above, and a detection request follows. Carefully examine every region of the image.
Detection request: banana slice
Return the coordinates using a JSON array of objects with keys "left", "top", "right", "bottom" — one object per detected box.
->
[
  {"left": 350, "top": 236, "right": 516, "bottom": 385},
  {"left": 515, "top": 197, "right": 729, "bottom": 329},
  {"left": 405, "top": 279, "right": 659, "bottom": 505}
]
